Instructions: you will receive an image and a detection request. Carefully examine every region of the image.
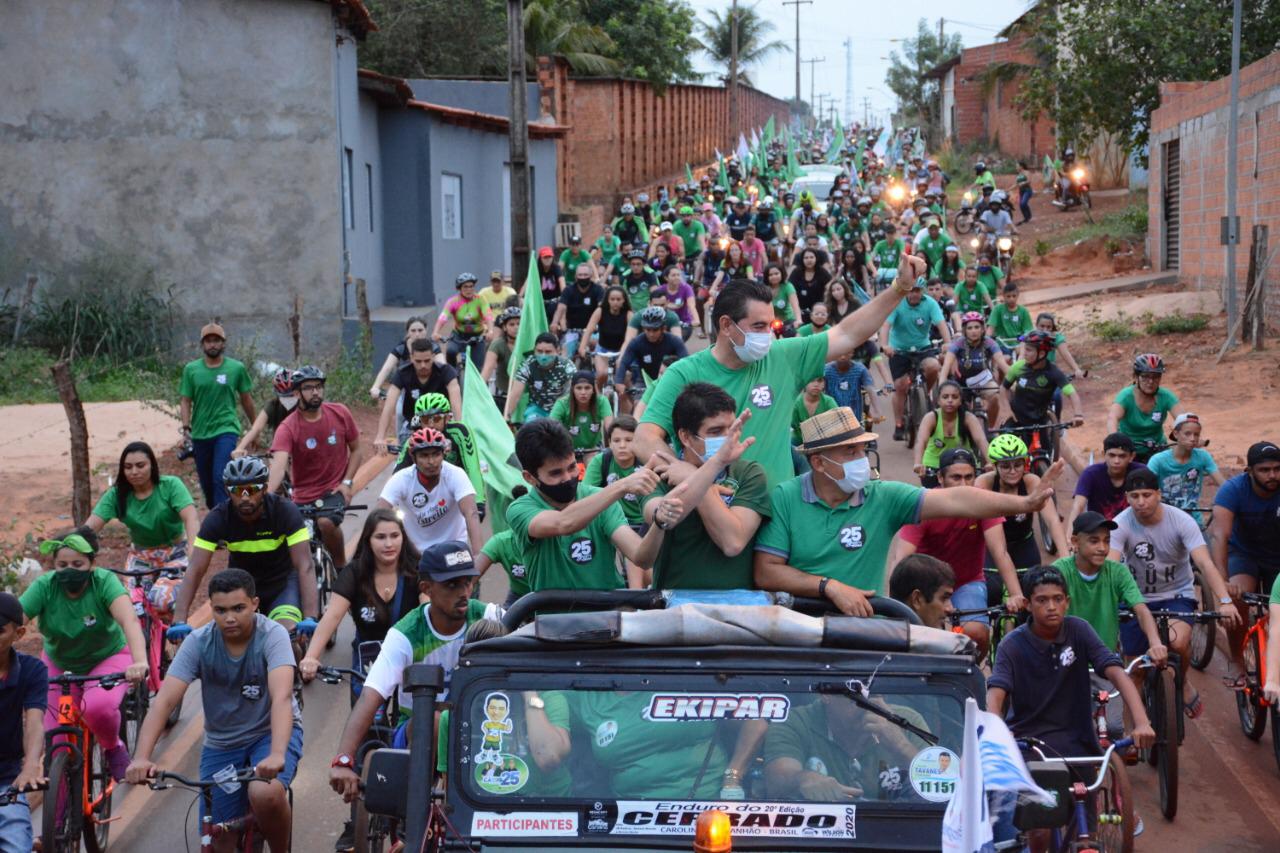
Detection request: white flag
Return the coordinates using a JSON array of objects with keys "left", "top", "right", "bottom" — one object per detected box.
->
[{"left": 736, "top": 133, "right": 750, "bottom": 164}]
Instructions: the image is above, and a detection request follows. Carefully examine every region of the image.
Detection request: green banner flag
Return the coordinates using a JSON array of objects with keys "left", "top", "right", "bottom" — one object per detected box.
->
[
  {"left": 1042, "top": 154, "right": 1055, "bottom": 185},
  {"left": 763, "top": 115, "right": 776, "bottom": 146},
  {"left": 685, "top": 163, "right": 695, "bottom": 185},
  {"left": 825, "top": 127, "right": 845, "bottom": 164},
  {"left": 718, "top": 156, "right": 729, "bottom": 190},
  {"left": 854, "top": 136, "right": 865, "bottom": 176},
  {"left": 463, "top": 356, "right": 523, "bottom": 498},
  {"left": 786, "top": 137, "right": 802, "bottom": 182},
  {"left": 508, "top": 258, "right": 547, "bottom": 403}
]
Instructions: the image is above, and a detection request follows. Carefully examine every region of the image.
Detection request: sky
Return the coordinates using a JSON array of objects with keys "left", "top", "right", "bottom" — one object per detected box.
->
[{"left": 683, "top": 0, "right": 1034, "bottom": 126}]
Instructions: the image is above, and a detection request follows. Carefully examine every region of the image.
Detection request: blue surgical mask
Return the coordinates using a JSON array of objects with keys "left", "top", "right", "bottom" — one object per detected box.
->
[
  {"left": 699, "top": 434, "right": 727, "bottom": 460},
  {"left": 731, "top": 322, "right": 772, "bottom": 363},
  {"left": 819, "top": 454, "right": 871, "bottom": 493},
  {"left": 535, "top": 353, "right": 556, "bottom": 367}
]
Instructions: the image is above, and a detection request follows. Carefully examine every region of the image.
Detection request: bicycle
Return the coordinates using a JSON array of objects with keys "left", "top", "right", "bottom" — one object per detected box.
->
[
  {"left": 111, "top": 559, "right": 184, "bottom": 731},
  {"left": 946, "top": 605, "right": 1020, "bottom": 666},
  {"left": 42, "top": 671, "right": 128, "bottom": 853},
  {"left": 146, "top": 768, "right": 290, "bottom": 852},
  {"left": 897, "top": 350, "right": 936, "bottom": 449},
  {"left": 1233, "top": 591, "right": 1280, "bottom": 773},
  {"left": 297, "top": 502, "right": 368, "bottom": 647},
  {"left": 997, "top": 421, "right": 1076, "bottom": 556}
]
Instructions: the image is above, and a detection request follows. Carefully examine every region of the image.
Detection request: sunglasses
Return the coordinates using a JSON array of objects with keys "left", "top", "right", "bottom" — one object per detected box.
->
[{"left": 226, "top": 483, "right": 267, "bottom": 498}]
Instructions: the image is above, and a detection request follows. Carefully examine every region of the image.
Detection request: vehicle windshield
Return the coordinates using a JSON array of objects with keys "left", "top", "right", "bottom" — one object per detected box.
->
[{"left": 458, "top": 679, "right": 964, "bottom": 823}]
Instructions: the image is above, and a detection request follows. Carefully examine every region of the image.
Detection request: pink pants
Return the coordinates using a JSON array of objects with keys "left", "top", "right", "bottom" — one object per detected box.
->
[{"left": 42, "top": 647, "right": 134, "bottom": 751}]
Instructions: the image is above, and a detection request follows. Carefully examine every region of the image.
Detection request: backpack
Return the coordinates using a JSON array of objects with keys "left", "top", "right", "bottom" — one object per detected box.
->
[{"left": 597, "top": 449, "right": 613, "bottom": 488}]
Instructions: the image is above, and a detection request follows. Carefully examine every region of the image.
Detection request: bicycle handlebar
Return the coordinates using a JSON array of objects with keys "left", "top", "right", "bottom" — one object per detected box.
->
[
  {"left": 1018, "top": 737, "right": 1134, "bottom": 792},
  {"left": 149, "top": 768, "right": 264, "bottom": 790},
  {"left": 317, "top": 666, "right": 366, "bottom": 685},
  {"left": 1241, "top": 592, "right": 1271, "bottom": 607},
  {"left": 298, "top": 503, "right": 368, "bottom": 518},
  {"left": 0, "top": 782, "right": 49, "bottom": 804},
  {"left": 50, "top": 671, "right": 127, "bottom": 690},
  {"left": 110, "top": 565, "right": 168, "bottom": 578},
  {"left": 999, "top": 421, "right": 1076, "bottom": 434}
]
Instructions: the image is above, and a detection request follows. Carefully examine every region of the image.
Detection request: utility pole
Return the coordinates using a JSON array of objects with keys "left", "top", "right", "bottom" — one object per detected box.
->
[
  {"left": 729, "top": 0, "right": 739, "bottom": 136},
  {"left": 843, "top": 37, "right": 853, "bottom": 127},
  {"left": 506, "top": 0, "right": 531, "bottom": 286},
  {"left": 802, "top": 56, "right": 825, "bottom": 125},
  {"left": 1224, "top": 0, "right": 1242, "bottom": 344},
  {"left": 781, "top": 0, "right": 812, "bottom": 104},
  {"left": 862, "top": 97, "right": 871, "bottom": 127}
]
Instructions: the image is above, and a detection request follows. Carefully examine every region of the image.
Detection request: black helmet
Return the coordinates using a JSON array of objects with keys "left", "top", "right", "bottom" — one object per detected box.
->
[
  {"left": 1132, "top": 353, "right": 1166, "bottom": 375},
  {"left": 223, "top": 456, "right": 269, "bottom": 486},
  {"left": 639, "top": 306, "right": 668, "bottom": 329},
  {"left": 1022, "top": 330, "right": 1058, "bottom": 353},
  {"left": 291, "top": 364, "right": 326, "bottom": 388},
  {"left": 455, "top": 272, "right": 478, "bottom": 288},
  {"left": 975, "top": 161, "right": 987, "bottom": 174},
  {"left": 1063, "top": 147, "right": 1076, "bottom": 159},
  {"left": 496, "top": 306, "right": 521, "bottom": 327}
]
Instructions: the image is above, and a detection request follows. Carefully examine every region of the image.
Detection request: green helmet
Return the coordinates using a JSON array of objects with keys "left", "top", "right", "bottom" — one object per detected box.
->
[
  {"left": 988, "top": 433, "right": 1029, "bottom": 461},
  {"left": 414, "top": 392, "right": 451, "bottom": 417}
]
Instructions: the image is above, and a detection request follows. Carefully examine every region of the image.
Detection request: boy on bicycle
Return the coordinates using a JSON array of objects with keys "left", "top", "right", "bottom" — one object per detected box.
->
[
  {"left": 0, "top": 592, "right": 47, "bottom": 852},
  {"left": 128, "top": 569, "right": 301, "bottom": 853}
]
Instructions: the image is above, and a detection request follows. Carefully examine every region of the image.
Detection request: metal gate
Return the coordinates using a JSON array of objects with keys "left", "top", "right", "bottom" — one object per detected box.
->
[{"left": 1163, "top": 139, "right": 1181, "bottom": 269}]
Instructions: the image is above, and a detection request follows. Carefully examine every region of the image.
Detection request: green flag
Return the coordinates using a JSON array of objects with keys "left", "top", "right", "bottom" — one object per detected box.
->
[
  {"left": 463, "top": 356, "right": 523, "bottom": 498},
  {"left": 718, "top": 156, "right": 729, "bottom": 190},
  {"left": 763, "top": 115, "right": 776, "bottom": 146},
  {"left": 825, "top": 126, "right": 845, "bottom": 164},
  {"left": 786, "top": 137, "right": 802, "bottom": 182},
  {"left": 685, "top": 163, "right": 695, "bottom": 185},
  {"left": 508, "top": 258, "right": 547, "bottom": 403},
  {"left": 1043, "top": 154, "right": 1055, "bottom": 185}
]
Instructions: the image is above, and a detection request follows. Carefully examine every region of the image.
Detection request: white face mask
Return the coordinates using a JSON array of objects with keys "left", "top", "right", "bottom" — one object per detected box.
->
[
  {"left": 279, "top": 395, "right": 299, "bottom": 410},
  {"left": 819, "top": 454, "right": 871, "bottom": 493},
  {"left": 731, "top": 321, "right": 772, "bottom": 363}
]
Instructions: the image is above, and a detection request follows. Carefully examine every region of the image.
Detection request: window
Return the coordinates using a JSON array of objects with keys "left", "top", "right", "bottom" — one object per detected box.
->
[
  {"left": 342, "top": 147, "right": 355, "bottom": 230},
  {"left": 442, "top": 173, "right": 462, "bottom": 240},
  {"left": 366, "top": 163, "right": 375, "bottom": 232}
]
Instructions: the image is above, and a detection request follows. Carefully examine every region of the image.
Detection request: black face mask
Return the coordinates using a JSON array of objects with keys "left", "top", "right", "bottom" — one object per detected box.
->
[
  {"left": 56, "top": 569, "right": 92, "bottom": 594},
  {"left": 537, "top": 477, "right": 579, "bottom": 505}
]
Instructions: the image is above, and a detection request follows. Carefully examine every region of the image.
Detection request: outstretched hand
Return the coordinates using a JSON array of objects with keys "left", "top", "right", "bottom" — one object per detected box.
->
[
  {"left": 709, "top": 410, "right": 756, "bottom": 466},
  {"left": 1025, "top": 458, "right": 1064, "bottom": 512}
]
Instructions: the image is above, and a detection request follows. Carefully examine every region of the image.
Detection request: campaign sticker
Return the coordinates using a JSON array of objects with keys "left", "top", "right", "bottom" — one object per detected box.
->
[
  {"left": 474, "top": 754, "right": 529, "bottom": 795},
  {"left": 470, "top": 811, "right": 577, "bottom": 837},
  {"left": 644, "top": 693, "right": 790, "bottom": 722},
  {"left": 909, "top": 747, "right": 959, "bottom": 802},
  {"left": 611, "top": 801, "right": 854, "bottom": 839}
]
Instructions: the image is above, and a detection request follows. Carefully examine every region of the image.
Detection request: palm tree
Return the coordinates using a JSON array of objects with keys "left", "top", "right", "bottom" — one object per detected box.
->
[
  {"left": 697, "top": 3, "right": 790, "bottom": 86},
  {"left": 523, "top": 0, "right": 620, "bottom": 76}
]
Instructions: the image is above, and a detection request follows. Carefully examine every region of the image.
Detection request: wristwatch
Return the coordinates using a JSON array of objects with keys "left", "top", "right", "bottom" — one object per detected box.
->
[
  {"left": 526, "top": 694, "right": 546, "bottom": 710},
  {"left": 331, "top": 753, "right": 354, "bottom": 769},
  {"left": 1219, "top": 596, "right": 1233, "bottom": 606},
  {"left": 342, "top": 479, "right": 354, "bottom": 488},
  {"left": 818, "top": 577, "right": 832, "bottom": 599}
]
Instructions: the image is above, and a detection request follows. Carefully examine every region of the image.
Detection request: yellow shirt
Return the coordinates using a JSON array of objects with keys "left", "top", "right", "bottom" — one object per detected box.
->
[{"left": 479, "top": 285, "right": 517, "bottom": 313}]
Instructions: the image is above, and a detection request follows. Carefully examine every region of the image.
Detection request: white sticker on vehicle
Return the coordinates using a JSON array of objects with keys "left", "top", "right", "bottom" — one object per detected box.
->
[
  {"left": 611, "top": 801, "right": 855, "bottom": 839},
  {"left": 470, "top": 812, "right": 578, "bottom": 837},
  {"left": 644, "top": 693, "right": 790, "bottom": 722},
  {"left": 909, "top": 747, "right": 960, "bottom": 802}
]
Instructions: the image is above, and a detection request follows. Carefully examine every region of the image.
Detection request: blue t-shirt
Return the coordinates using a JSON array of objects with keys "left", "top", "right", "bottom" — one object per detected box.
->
[
  {"left": 887, "top": 295, "right": 944, "bottom": 352},
  {"left": 824, "top": 362, "right": 874, "bottom": 420},
  {"left": 0, "top": 651, "right": 47, "bottom": 786},
  {"left": 1146, "top": 448, "right": 1217, "bottom": 522},
  {"left": 1213, "top": 473, "right": 1280, "bottom": 563}
]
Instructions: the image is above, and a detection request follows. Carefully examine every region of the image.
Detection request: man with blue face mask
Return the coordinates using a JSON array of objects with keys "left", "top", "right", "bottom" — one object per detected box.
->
[
  {"left": 755, "top": 408, "right": 1064, "bottom": 616},
  {"left": 636, "top": 255, "right": 929, "bottom": 490}
]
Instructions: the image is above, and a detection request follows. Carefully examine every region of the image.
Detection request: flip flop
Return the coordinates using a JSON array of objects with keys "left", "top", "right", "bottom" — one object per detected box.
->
[
  {"left": 1224, "top": 672, "right": 1248, "bottom": 690},
  {"left": 1184, "top": 691, "right": 1204, "bottom": 719}
]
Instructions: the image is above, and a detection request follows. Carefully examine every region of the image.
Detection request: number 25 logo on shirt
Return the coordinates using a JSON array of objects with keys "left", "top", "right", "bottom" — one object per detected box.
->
[
  {"left": 839, "top": 525, "right": 865, "bottom": 550},
  {"left": 570, "top": 538, "right": 594, "bottom": 564},
  {"left": 749, "top": 384, "right": 773, "bottom": 409}
]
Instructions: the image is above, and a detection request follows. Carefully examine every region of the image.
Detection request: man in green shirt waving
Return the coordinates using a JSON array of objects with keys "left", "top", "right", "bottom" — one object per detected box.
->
[{"left": 179, "top": 322, "right": 256, "bottom": 508}]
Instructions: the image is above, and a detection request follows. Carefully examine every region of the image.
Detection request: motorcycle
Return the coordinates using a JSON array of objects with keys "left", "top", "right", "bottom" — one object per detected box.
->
[
  {"left": 967, "top": 232, "right": 1016, "bottom": 284},
  {"left": 953, "top": 192, "right": 976, "bottom": 234},
  {"left": 1053, "top": 166, "right": 1092, "bottom": 211}
]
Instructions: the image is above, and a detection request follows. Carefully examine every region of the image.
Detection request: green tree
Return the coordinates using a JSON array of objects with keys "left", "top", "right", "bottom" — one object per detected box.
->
[
  {"left": 1007, "top": 0, "right": 1280, "bottom": 166},
  {"left": 359, "top": 0, "right": 506, "bottom": 78},
  {"left": 523, "top": 0, "right": 620, "bottom": 75},
  {"left": 696, "top": 2, "right": 790, "bottom": 87},
  {"left": 884, "top": 18, "right": 962, "bottom": 138},
  {"left": 581, "top": 0, "right": 701, "bottom": 91}
]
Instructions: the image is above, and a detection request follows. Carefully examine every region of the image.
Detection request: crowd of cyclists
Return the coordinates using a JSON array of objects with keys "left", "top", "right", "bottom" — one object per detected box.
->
[{"left": 6, "top": 124, "right": 1279, "bottom": 853}]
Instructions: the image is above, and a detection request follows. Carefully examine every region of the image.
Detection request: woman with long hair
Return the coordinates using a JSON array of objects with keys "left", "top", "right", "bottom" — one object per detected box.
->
[
  {"left": 369, "top": 315, "right": 430, "bottom": 399},
  {"left": 787, "top": 248, "right": 832, "bottom": 320},
  {"left": 764, "top": 263, "right": 801, "bottom": 335},
  {"left": 550, "top": 371, "right": 613, "bottom": 462},
  {"left": 578, "top": 285, "right": 633, "bottom": 391}
]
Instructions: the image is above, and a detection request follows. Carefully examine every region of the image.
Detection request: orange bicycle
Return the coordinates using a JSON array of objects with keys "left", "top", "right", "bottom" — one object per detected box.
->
[
  {"left": 42, "top": 671, "right": 128, "bottom": 853},
  {"left": 1234, "top": 592, "right": 1280, "bottom": 772}
]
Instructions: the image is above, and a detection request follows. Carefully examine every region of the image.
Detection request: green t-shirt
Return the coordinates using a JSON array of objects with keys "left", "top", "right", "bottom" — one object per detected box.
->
[
  {"left": 796, "top": 322, "right": 830, "bottom": 337},
  {"left": 933, "top": 257, "right": 965, "bottom": 285},
  {"left": 583, "top": 451, "right": 644, "bottom": 526},
  {"left": 645, "top": 459, "right": 771, "bottom": 589},
  {"left": 771, "top": 281, "right": 798, "bottom": 323},
  {"left": 506, "top": 485, "right": 628, "bottom": 591},
  {"left": 1113, "top": 384, "right": 1179, "bottom": 450},
  {"left": 755, "top": 475, "right": 925, "bottom": 593},
  {"left": 595, "top": 235, "right": 622, "bottom": 269},
  {"left": 90, "top": 475, "right": 194, "bottom": 548},
  {"left": 915, "top": 232, "right": 951, "bottom": 268},
  {"left": 988, "top": 303, "right": 1033, "bottom": 344},
  {"left": 559, "top": 248, "right": 593, "bottom": 278},
  {"left": 974, "top": 171, "right": 996, "bottom": 189},
  {"left": 791, "top": 393, "right": 838, "bottom": 445},
  {"left": 975, "top": 264, "right": 1004, "bottom": 295},
  {"left": 1052, "top": 556, "right": 1145, "bottom": 652},
  {"left": 672, "top": 218, "right": 707, "bottom": 258},
  {"left": 481, "top": 529, "right": 530, "bottom": 600},
  {"left": 953, "top": 281, "right": 991, "bottom": 315},
  {"left": 549, "top": 394, "right": 612, "bottom": 451},
  {"left": 871, "top": 238, "right": 904, "bottom": 269},
  {"left": 21, "top": 568, "right": 128, "bottom": 672},
  {"left": 641, "top": 334, "right": 829, "bottom": 490},
  {"left": 179, "top": 357, "right": 251, "bottom": 439},
  {"left": 886, "top": 295, "right": 944, "bottom": 352}
]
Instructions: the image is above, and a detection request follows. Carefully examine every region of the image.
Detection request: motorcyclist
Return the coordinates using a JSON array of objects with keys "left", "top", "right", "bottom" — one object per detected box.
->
[{"left": 972, "top": 160, "right": 996, "bottom": 193}]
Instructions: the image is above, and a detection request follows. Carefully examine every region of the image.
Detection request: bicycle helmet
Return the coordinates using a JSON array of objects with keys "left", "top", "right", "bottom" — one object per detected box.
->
[
  {"left": 639, "top": 306, "right": 668, "bottom": 329},
  {"left": 960, "top": 311, "right": 986, "bottom": 327},
  {"left": 413, "top": 392, "right": 452, "bottom": 417},
  {"left": 223, "top": 456, "right": 269, "bottom": 486},
  {"left": 291, "top": 364, "right": 325, "bottom": 388},
  {"left": 760, "top": 197, "right": 774, "bottom": 208},
  {"left": 496, "top": 306, "right": 521, "bottom": 327},
  {"left": 407, "top": 427, "right": 448, "bottom": 454},
  {"left": 1132, "top": 353, "right": 1166, "bottom": 374},
  {"left": 272, "top": 367, "right": 294, "bottom": 396},
  {"left": 1022, "top": 330, "right": 1058, "bottom": 353},
  {"left": 455, "top": 272, "right": 478, "bottom": 288},
  {"left": 975, "top": 161, "right": 987, "bottom": 173},
  {"left": 988, "top": 433, "right": 1030, "bottom": 461},
  {"left": 991, "top": 190, "right": 1008, "bottom": 205}
]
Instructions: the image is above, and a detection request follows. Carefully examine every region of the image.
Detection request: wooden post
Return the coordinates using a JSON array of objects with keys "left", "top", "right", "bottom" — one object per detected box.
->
[
  {"left": 355, "top": 278, "right": 372, "bottom": 349},
  {"left": 11, "top": 273, "right": 37, "bottom": 346},
  {"left": 1246, "top": 224, "right": 1267, "bottom": 350},
  {"left": 52, "top": 360, "right": 92, "bottom": 524}
]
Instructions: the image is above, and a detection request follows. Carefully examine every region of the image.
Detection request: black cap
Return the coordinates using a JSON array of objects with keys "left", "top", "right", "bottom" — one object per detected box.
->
[
  {"left": 1072, "top": 511, "right": 1119, "bottom": 535},
  {"left": 0, "top": 592, "right": 24, "bottom": 628},
  {"left": 938, "top": 447, "right": 979, "bottom": 471},
  {"left": 1124, "top": 467, "right": 1159, "bottom": 492},
  {"left": 418, "top": 541, "right": 479, "bottom": 582},
  {"left": 1247, "top": 441, "right": 1280, "bottom": 467}
]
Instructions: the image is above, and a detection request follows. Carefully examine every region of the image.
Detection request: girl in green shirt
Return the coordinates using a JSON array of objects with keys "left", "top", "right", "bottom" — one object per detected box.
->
[
  {"left": 550, "top": 371, "right": 614, "bottom": 460},
  {"left": 953, "top": 266, "right": 994, "bottom": 321},
  {"left": 933, "top": 245, "right": 965, "bottom": 286},
  {"left": 765, "top": 263, "right": 801, "bottom": 328},
  {"left": 912, "top": 381, "right": 990, "bottom": 488},
  {"left": 86, "top": 441, "right": 199, "bottom": 572}
]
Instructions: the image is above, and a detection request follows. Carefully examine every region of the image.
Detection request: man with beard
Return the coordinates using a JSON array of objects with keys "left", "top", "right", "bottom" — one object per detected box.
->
[
  {"left": 268, "top": 365, "right": 362, "bottom": 563},
  {"left": 167, "top": 457, "right": 319, "bottom": 644},
  {"left": 179, "top": 322, "right": 256, "bottom": 508}
]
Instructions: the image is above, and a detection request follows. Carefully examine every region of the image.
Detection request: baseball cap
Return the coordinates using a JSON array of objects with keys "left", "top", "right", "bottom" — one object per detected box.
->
[
  {"left": 1247, "top": 441, "right": 1280, "bottom": 466},
  {"left": 489, "top": 270, "right": 503, "bottom": 282},
  {"left": 569, "top": 234, "right": 581, "bottom": 244},
  {"left": 537, "top": 246, "right": 553, "bottom": 258},
  {"left": 418, "top": 541, "right": 479, "bottom": 583},
  {"left": 0, "top": 593, "right": 24, "bottom": 629},
  {"left": 1123, "top": 468, "right": 1160, "bottom": 492},
  {"left": 200, "top": 322, "right": 226, "bottom": 341},
  {"left": 1072, "top": 511, "right": 1118, "bottom": 535},
  {"left": 659, "top": 221, "right": 673, "bottom": 231},
  {"left": 938, "top": 447, "right": 979, "bottom": 471}
]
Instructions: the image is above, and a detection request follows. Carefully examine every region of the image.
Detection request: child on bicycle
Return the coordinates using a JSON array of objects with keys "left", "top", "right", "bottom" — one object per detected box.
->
[
  {"left": 550, "top": 371, "right": 613, "bottom": 465},
  {"left": 22, "top": 529, "right": 148, "bottom": 783},
  {"left": 127, "top": 569, "right": 300, "bottom": 853},
  {"left": 0, "top": 592, "right": 47, "bottom": 853},
  {"left": 1145, "top": 412, "right": 1225, "bottom": 526}
]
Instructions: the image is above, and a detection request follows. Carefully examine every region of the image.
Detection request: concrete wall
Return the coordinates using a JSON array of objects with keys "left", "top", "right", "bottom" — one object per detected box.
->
[
  {"left": 410, "top": 79, "right": 541, "bottom": 120},
  {"left": 1149, "top": 51, "right": 1280, "bottom": 309},
  {"left": 0, "top": 0, "right": 349, "bottom": 358}
]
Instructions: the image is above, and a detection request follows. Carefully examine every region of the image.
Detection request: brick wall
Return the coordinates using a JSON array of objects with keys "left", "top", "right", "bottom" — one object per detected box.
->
[
  {"left": 951, "top": 35, "right": 1056, "bottom": 162},
  {"left": 1149, "top": 49, "right": 1280, "bottom": 316}
]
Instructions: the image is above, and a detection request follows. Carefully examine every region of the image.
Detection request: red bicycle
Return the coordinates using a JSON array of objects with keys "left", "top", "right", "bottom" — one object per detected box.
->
[
  {"left": 111, "top": 559, "right": 184, "bottom": 732},
  {"left": 1234, "top": 591, "right": 1280, "bottom": 772},
  {"left": 147, "top": 768, "right": 292, "bottom": 852}
]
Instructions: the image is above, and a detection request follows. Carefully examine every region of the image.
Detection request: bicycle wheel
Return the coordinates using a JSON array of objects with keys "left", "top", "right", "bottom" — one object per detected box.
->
[
  {"left": 354, "top": 800, "right": 388, "bottom": 853},
  {"left": 906, "top": 383, "right": 928, "bottom": 448},
  {"left": 161, "top": 634, "right": 184, "bottom": 729},
  {"left": 119, "top": 680, "right": 147, "bottom": 755},
  {"left": 1092, "top": 751, "right": 1134, "bottom": 853},
  {"left": 318, "top": 546, "right": 338, "bottom": 650},
  {"left": 1271, "top": 705, "right": 1280, "bottom": 776},
  {"left": 42, "top": 749, "right": 84, "bottom": 853},
  {"left": 1188, "top": 571, "right": 1216, "bottom": 670},
  {"left": 1152, "top": 666, "right": 1179, "bottom": 820},
  {"left": 82, "top": 739, "right": 114, "bottom": 853},
  {"left": 1236, "top": 630, "right": 1267, "bottom": 740}
]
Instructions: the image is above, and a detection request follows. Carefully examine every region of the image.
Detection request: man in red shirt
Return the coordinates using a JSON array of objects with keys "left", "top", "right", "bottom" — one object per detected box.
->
[
  {"left": 268, "top": 366, "right": 362, "bottom": 561},
  {"left": 739, "top": 223, "right": 768, "bottom": 278},
  {"left": 891, "top": 447, "right": 1025, "bottom": 658}
]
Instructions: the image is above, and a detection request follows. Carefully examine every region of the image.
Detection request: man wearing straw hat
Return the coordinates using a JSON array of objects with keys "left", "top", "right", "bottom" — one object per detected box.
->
[{"left": 755, "top": 407, "right": 1062, "bottom": 617}]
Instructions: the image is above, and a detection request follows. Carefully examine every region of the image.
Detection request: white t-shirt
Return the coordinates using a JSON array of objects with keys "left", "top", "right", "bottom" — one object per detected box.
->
[
  {"left": 1111, "top": 504, "right": 1204, "bottom": 602},
  {"left": 378, "top": 461, "right": 475, "bottom": 552}
]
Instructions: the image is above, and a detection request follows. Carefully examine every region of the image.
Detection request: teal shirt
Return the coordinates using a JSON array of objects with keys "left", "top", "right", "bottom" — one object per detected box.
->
[{"left": 886, "top": 294, "right": 945, "bottom": 352}]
